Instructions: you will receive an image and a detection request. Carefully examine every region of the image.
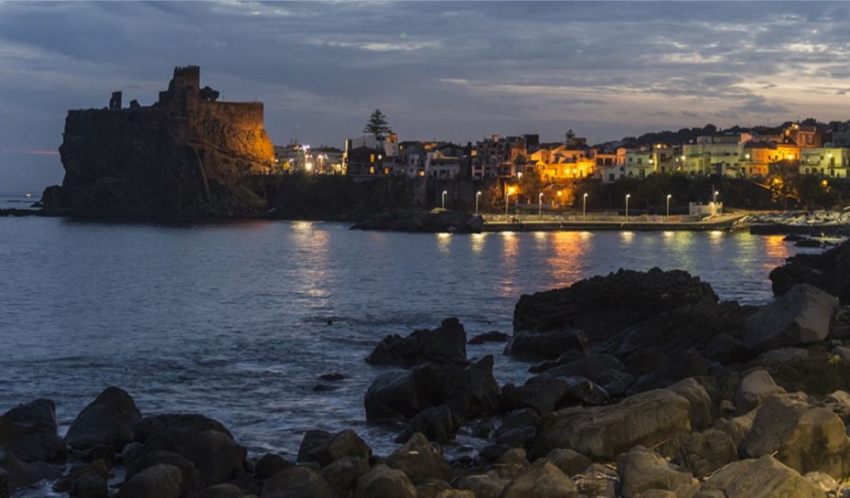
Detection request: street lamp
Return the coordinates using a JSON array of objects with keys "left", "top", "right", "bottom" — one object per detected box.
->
[
  {"left": 442, "top": 190, "right": 448, "bottom": 209},
  {"left": 583, "top": 193, "right": 588, "bottom": 222},
  {"left": 713, "top": 190, "right": 719, "bottom": 203},
  {"left": 475, "top": 191, "right": 482, "bottom": 216},
  {"left": 505, "top": 187, "right": 515, "bottom": 217},
  {"left": 538, "top": 192, "right": 543, "bottom": 220},
  {"left": 625, "top": 194, "right": 631, "bottom": 223},
  {"left": 666, "top": 194, "right": 672, "bottom": 222}
]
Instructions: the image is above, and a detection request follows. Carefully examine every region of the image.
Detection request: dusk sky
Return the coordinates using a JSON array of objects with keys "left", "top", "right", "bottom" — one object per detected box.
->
[{"left": 2, "top": 1, "right": 850, "bottom": 192}]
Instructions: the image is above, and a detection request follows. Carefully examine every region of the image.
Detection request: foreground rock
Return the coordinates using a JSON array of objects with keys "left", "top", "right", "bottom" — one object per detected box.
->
[
  {"left": 364, "top": 356, "right": 500, "bottom": 423},
  {"left": 770, "top": 238, "right": 850, "bottom": 304},
  {"left": 366, "top": 317, "right": 467, "bottom": 366},
  {"left": 513, "top": 268, "right": 717, "bottom": 342},
  {"left": 617, "top": 446, "right": 698, "bottom": 498},
  {"left": 742, "top": 284, "right": 839, "bottom": 351},
  {"left": 701, "top": 455, "right": 826, "bottom": 498},
  {"left": 0, "top": 398, "right": 63, "bottom": 462},
  {"left": 65, "top": 386, "right": 143, "bottom": 452},
  {"left": 531, "top": 389, "right": 691, "bottom": 460}
]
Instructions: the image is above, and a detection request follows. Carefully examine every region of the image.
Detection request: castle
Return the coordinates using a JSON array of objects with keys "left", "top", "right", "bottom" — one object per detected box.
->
[{"left": 54, "top": 66, "right": 276, "bottom": 218}]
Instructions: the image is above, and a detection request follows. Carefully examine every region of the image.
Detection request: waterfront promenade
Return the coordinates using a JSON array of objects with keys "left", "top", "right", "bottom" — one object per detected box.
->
[{"left": 480, "top": 213, "right": 746, "bottom": 232}]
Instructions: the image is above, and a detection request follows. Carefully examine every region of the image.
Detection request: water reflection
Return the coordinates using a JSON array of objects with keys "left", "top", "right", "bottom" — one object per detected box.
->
[
  {"left": 470, "top": 233, "right": 487, "bottom": 254},
  {"left": 547, "top": 232, "right": 589, "bottom": 286},
  {"left": 497, "top": 232, "right": 520, "bottom": 297}
]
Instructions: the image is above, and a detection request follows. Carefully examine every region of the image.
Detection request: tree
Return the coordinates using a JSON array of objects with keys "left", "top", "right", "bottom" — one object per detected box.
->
[
  {"left": 363, "top": 109, "right": 393, "bottom": 140},
  {"left": 200, "top": 86, "right": 220, "bottom": 102}
]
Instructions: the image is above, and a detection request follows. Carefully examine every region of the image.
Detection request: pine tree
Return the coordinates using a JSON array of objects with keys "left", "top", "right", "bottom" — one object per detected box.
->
[{"left": 363, "top": 109, "right": 393, "bottom": 140}]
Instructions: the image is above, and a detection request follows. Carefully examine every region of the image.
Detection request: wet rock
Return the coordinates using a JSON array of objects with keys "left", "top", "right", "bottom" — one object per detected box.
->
[
  {"left": 628, "top": 350, "right": 708, "bottom": 394},
  {"left": 72, "top": 472, "right": 108, "bottom": 498},
  {"left": 319, "top": 456, "right": 369, "bottom": 498},
  {"left": 65, "top": 387, "right": 143, "bottom": 452},
  {"left": 297, "top": 429, "right": 371, "bottom": 468},
  {"left": 770, "top": 239, "right": 850, "bottom": 304},
  {"left": 396, "top": 405, "right": 457, "bottom": 445},
  {"left": 514, "top": 268, "right": 717, "bottom": 342},
  {"left": 254, "top": 453, "right": 294, "bottom": 480},
  {"left": 701, "top": 455, "right": 826, "bottom": 498},
  {"left": 494, "top": 425, "right": 536, "bottom": 448},
  {"left": 501, "top": 378, "right": 570, "bottom": 414},
  {"left": 544, "top": 448, "right": 591, "bottom": 477},
  {"left": 0, "top": 398, "right": 63, "bottom": 462},
  {"left": 455, "top": 474, "right": 509, "bottom": 498},
  {"left": 364, "top": 356, "right": 500, "bottom": 423},
  {"left": 504, "top": 329, "right": 587, "bottom": 361},
  {"left": 673, "top": 429, "right": 738, "bottom": 478},
  {"left": 187, "top": 483, "right": 246, "bottom": 498},
  {"left": 260, "top": 466, "right": 334, "bottom": 498},
  {"left": 498, "top": 459, "right": 577, "bottom": 498},
  {"left": 414, "top": 479, "right": 451, "bottom": 498},
  {"left": 468, "top": 331, "right": 510, "bottom": 345},
  {"left": 735, "top": 369, "right": 786, "bottom": 414},
  {"left": 617, "top": 446, "right": 698, "bottom": 498},
  {"left": 743, "top": 284, "right": 839, "bottom": 351},
  {"left": 385, "top": 433, "right": 453, "bottom": 485},
  {"left": 704, "top": 333, "right": 750, "bottom": 364},
  {"left": 741, "top": 394, "right": 850, "bottom": 478},
  {"left": 354, "top": 464, "right": 416, "bottom": 498},
  {"left": 366, "top": 317, "right": 467, "bottom": 366},
  {"left": 125, "top": 450, "right": 203, "bottom": 492},
  {"left": 133, "top": 414, "right": 246, "bottom": 485},
  {"left": 116, "top": 463, "right": 184, "bottom": 498},
  {"left": 531, "top": 389, "right": 691, "bottom": 460},
  {"left": 319, "top": 373, "right": 345, "bottom": 381},
  {"left": 667, "top": 378, "right": 716, "bottom": 431},
  {"left": 0, "top": 446, "right": 61, "bottom": 491}
]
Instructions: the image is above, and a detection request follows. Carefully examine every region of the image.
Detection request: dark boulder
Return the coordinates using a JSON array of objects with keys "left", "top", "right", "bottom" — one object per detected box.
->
[
  {"left": 319, "top": 456, "right": 369, "bottom": 498},
  {"left": 0, "top": 398, "right": 63, "bottom": 462},
  {"left": 65, "top": 387, "right": 143, "bottom": 452},
  {"left": 385, "top": 433, "right": 453, "bottom": 485},
  {"left": 364, "top": 356, "right": 500, "bottom": 423},
  {"left": 115, "top": 463, "right": 183, "bottom": 498},
  {"left": 468, "top": 331, "right": 510, "bottom": 345},
  {"left": 396, "top": 405, "right": 457, "bottom": 445},
  {"left": 743, "top": 284, "right": 839, "bottom": 352},
  {"left": 513, "top": 268, "right": 717, "bottom": 342},
  {"left": 125, "top": 450, "right": 203, "bottom": 492},
  {"left": 367, "top": 317, "right": 467, "bottom": 366},
  {"left": 254, "top": 453, "right": 294, "bottom": 480},
  {"left": 296, "top": 429, "right": 371, "bottom": 468},
  {"left": 0, "top": 447, "right": 61, "bottom": 491},
  {"left": 628, "top": 350, "right": 709, "bottom": 394},
  {"left": 353, "top": 464, "right": 416, "bottom": 498},
  {"left": 504, "top": 329, "right": 587, "bottom": 361},
  {"left": 770, "top": 239, "right": 850, "bottom": 304},
  {"left": 132, "top": 414, "right": 246, "bottom": 486},
  {"left": 260, "top": 466, "right": 335, "bottom": 498}
]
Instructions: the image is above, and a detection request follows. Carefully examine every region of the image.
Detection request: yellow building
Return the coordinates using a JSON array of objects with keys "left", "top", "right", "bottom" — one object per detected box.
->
[{"left": 532, "top": 145, "right": 595, "bottom": 181}]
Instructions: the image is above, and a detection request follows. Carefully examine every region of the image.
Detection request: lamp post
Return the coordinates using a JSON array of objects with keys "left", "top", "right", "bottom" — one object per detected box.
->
[
  {"left": 583, "top": 193, "right": 588, "bottom": 222},
  {"left": 713, "top": 190, "right": 719, "bottom": 203},
  {"left": 475, "top": 191, "right": 481, "bottom": 216},
  {"left": 535, "top": 193, "right": 542, "bottom": 220},
  {"left": 505, "top": 187, "right": 514, "bottom": 217},
  {"left": 442, "top": 190, "right": 447, "bottom": 209},
  {"left": 666, "top": 194, "right": 672, "bottom": 222},
  {"left": 625, "top": 194, "right": 630, "bottom": 223}
]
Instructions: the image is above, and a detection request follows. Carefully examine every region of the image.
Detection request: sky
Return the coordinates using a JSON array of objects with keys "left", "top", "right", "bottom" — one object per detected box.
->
[{"left": 2, "top": 1, "right": 850, "bottom": 193}]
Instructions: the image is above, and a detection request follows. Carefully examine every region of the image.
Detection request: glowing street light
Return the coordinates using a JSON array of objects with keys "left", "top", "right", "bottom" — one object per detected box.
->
[
  {"left": 475, "top": 191, "right": 482, "bottom": 216},
  {"left": 583, "top": 193, "right": 588, "bottom": 222},
  {"left": 538, "top": 192, "right": 544, "bottom": 220},
  {"left": 505, "top": 186, "right": 515, "bottom": 217},
  {"left": 666, "top": 194, "right": 672, "bottom": 222},
  {"left": 713, "top": 190, "right": 719, "bottom": 203},
  {"left": 442, "top": 190, "right": 448, "bottom": 209},
  {"left": 625, "top": 194, "right": 631, "bottom": 223}
]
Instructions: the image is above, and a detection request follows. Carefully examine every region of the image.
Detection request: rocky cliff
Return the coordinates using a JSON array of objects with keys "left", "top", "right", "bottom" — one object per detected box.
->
[{"left": 46, "top": 66, "right": 275, "bottom": 219}]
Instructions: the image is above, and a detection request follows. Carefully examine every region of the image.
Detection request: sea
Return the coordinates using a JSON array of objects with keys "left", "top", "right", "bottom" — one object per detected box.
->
[{"left": 0, "top": 200, "right": 826, "bottom": 478}]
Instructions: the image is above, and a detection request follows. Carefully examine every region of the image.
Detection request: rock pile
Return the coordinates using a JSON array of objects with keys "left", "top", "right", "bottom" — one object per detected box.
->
[{"left": 5, "top": 240, "right": 850, "bottom": 497}]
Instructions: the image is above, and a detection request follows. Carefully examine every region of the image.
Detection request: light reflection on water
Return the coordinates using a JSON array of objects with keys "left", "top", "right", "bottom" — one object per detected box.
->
[{"left": 0, "top": 218, "right": 813, "bottom": 461}]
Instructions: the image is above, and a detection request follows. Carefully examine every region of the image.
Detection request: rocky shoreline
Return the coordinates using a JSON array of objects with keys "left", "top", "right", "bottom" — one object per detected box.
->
[{"left": 3, "top": 242, "right": 850, "bottom": 497}]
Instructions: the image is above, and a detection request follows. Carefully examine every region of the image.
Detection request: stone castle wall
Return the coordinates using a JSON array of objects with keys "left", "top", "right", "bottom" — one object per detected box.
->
[{"left": 191, "top": 102, "right": 274, "bottom": 164}]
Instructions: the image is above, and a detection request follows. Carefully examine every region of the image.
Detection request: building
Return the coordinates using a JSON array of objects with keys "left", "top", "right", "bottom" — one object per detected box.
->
[{"left": 800, "top": 147, "right": 850, "bottom": 178}]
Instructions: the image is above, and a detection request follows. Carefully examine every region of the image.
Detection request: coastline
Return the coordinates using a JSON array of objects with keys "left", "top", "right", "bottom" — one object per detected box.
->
[{"left": 3, "top": 242, "right": 850, "bottom": 497}]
